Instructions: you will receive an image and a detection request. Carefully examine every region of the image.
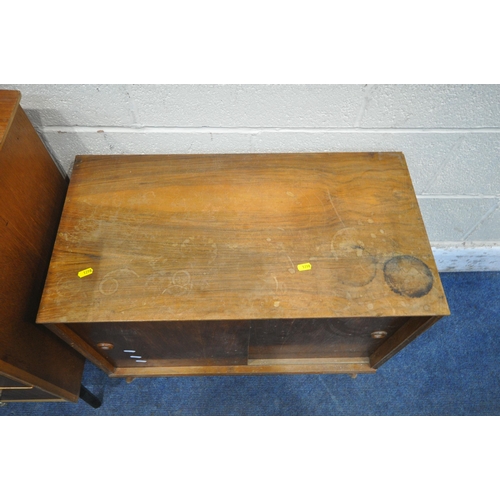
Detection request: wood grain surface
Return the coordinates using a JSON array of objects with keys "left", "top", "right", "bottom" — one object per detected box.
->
[
  {"left": 38, "top": 153, "right": 450, "bottom": 325},
  {"left": 0, "top": 90, "right": 20, "bottom": 149},
  {"left": 109, "top": 360, "right": 377, "bottom": 377}
]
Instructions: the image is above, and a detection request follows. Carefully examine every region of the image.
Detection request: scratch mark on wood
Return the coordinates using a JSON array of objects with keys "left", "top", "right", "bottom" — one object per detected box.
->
[
  {"left": 280, "top": 319, "right": 296, "bottom": 350},
  {"left": 327, "top": 189, "right": 345, "bottom": 227},
  {"left": 314, "top": 193, "right": 326, "bottom": 212}
]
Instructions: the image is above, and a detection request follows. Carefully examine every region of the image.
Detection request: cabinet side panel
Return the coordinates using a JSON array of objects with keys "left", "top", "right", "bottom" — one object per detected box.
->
[
  {"left": 370, "top": 316, "right": 442, "bottom": 368},
  {"left": 0, "top": 90, "right": 20, "bottom": 149},
  {"left": 0, "top": 106, "right": 83, "bottom": 399},
  {"left": 45, "top": 323, "right": 116, "bottom": 374}
]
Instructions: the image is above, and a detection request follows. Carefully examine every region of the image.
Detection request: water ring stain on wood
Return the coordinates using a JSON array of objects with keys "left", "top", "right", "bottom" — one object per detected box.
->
[
  {"left": 383, "top": 255, "right": 433, "bottom": 298},
  {"left": 331, "top": 227, "right": 377, "bottom": 287}
]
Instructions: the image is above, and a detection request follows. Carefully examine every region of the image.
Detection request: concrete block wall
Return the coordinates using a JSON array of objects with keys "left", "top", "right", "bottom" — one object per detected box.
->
[{"left": 3, "top": 84, "right": 499, "bottom": 271}]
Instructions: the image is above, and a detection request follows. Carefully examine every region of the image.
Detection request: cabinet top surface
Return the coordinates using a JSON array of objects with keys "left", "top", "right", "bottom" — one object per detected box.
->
[
  {"left": 0, "top": 90, "right": 21, "bottom": 150},
  {"left": 37, "top": 153, "right": 449, "bottom": 323}
]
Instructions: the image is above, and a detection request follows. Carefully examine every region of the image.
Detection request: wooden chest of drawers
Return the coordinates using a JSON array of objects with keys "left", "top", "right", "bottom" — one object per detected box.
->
[
  {"left": 1, "top": 89, "right": 85, "bottom": 402},
  {"left": 37, "top": 153, "right": 450, "bottom": 378}
]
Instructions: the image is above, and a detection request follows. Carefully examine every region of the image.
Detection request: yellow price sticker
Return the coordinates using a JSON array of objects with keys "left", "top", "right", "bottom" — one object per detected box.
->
[
  {"left": 78, "top": 267, "right": 93, "bottom": 278},
  {"left": 297, "top": 263, "right": 312, "bottom": 271}
]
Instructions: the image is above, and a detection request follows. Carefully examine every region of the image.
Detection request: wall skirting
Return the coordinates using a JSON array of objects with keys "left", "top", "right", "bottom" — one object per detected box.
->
[{"left": 432, "top": 245, "right": 500, "bottom": 272}]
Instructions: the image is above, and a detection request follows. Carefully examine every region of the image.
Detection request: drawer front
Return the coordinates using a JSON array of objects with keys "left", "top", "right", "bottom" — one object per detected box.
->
[
  {"left": 0, "top": 387, "right": 63, "bottom": 402},
  {"left": 0, "top": 374, "right": 64, "bottom": 402},
  {"left": 0, "top": 374, "right": 33, "bottom": 389}
]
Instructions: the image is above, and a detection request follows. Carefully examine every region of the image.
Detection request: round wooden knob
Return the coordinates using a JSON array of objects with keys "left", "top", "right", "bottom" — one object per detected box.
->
[
  {"left": 97, "top": 342, "right": 114, "bottom": 350},
  {"left": 371, "top": 331, "right": 387, "bottom": 339}
]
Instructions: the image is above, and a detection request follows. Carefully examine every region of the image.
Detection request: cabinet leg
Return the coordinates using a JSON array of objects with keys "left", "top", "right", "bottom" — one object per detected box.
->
[
  {"left": 79, "top": 384, "right": 102, "bottom": 408},
  {"left": 126, "top": 377, "right": 136, "bottom": 384},
  {"left": 350, "top": 373, "right": 358, "bottom": 379}
]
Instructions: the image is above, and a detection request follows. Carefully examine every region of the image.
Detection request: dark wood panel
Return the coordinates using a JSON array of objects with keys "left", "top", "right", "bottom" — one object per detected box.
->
[
  {"left": 370, "top": 316, "right": 442, "bottom": 368},
  {"left": 67, "top": 316, "right": 410, "bottom": 368},
  {"left": 0, "top": 387, "right": 63, "bottom": 402},
  {"left": 0, "top": 373, "right": 31, "bottom": 389},
  {"left": 46, "top": 323, "right": 115, "bottom": 375},
  {"left": 71, "top": 321, "right": 252, "bottom": 367},
  {"left": 249, "top": 317, "right": 410, "bottom": 359}
]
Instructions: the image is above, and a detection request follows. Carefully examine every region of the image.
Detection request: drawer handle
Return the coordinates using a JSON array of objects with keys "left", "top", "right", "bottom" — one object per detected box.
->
[
  {"left": 97, "top": 342, "right": 114, "bottom": 350},
  {"left": 371, "top": 330, "right": 387, "bottom": 339},
  {"left": 0, "top": 386, "right": 34, "bottom": 390}
]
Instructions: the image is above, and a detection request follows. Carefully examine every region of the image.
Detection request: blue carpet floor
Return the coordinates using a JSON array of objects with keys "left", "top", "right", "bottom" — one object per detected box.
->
[{"left": 2, "top": 271, "right": 499, "bottom": 415}]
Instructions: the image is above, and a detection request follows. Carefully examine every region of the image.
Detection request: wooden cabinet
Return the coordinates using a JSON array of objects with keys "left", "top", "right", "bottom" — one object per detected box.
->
[
  {"left": 37, "top": 153, "right": 450, "bottom": 379},
  {"left": 0, "top": 90, "right": 85, "bottom": 403}
]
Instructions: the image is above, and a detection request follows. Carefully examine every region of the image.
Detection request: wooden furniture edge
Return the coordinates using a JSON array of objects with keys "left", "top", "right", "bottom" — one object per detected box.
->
[
  {"left": 397, "top": 153, "right": 451, "bottom": 313},
  {"left": 111, "top": 358, "right": 376, "bottom": 377},
  {"left": 45, "top": 324, "right": 116, "bottom": 374},
  {"left": 248, "top": 356, "right": 369, "bottom": 366},
  {"left": 369, "top": 316, "right": 443, "bottom": 369},
  {"left": 0, "top": 360, "right": 78, "bottom": 402},
  {"left": 1, "top": 90, "right": 85, "bottom": 403},
  {"left": 0, "top": 385, "right": 33, "bottom": 390},
  {"left": 18, "top": 105, "right": 68, "bottom": 183},
  {"left": 0, "top": 90, "right": 21, "bottom": 151},
  {"left": 0, "top": 395, "right": 65, "bottom": 403}
]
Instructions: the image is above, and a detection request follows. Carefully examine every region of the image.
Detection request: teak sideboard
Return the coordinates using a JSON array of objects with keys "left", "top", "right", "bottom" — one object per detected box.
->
[{"left": 37, "top": 153, "right": 450, "bottom": 379}]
